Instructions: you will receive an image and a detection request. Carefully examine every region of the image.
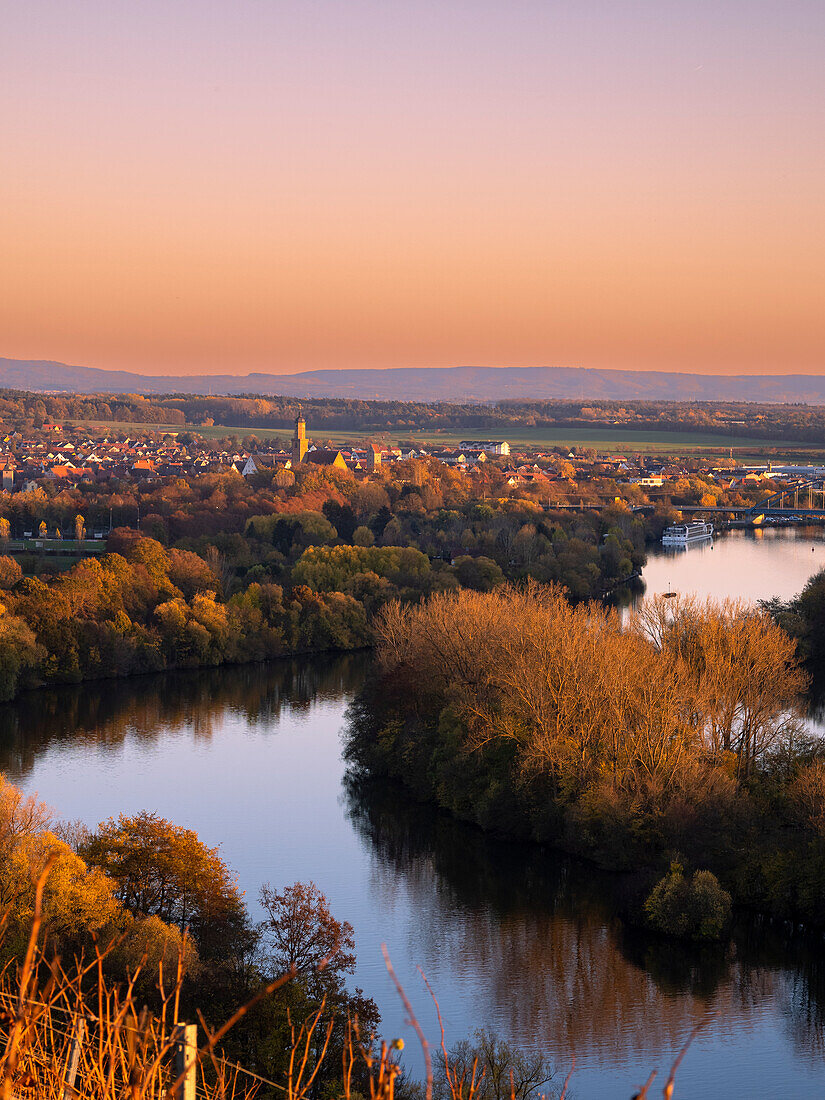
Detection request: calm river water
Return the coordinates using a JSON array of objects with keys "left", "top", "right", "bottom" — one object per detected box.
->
[{"left": 5, "top": 528, "right": 825, "bottom": 1099}]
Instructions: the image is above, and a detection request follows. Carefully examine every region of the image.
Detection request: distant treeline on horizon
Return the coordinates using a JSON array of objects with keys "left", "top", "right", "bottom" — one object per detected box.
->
[{"left": 1, "top": 386, "right": 825, "bottom": 445}]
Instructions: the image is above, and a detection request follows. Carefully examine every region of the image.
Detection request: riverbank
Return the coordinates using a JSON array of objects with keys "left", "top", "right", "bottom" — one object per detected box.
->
[
  {"left": 9, "top": 649, "right": 825, "bottom": 1098},
  {"left": 345, "top": 583, "right": 825, "bottom": 933}
]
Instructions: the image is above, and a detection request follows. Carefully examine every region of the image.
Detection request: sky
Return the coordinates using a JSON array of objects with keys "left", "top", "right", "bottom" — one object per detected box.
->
[{"left": 2, "top": 0, "right": 824, "bottom": 378}]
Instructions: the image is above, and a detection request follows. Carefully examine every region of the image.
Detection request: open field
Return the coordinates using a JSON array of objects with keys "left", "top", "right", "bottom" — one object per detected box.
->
[
  {"left": 392, "top": 425, "right": 814, "bottom": 451},
  {"left": 63, "top": 417, "right": 822, "bottom": 461},
  {"left": 12, "top": 553, "right": 89, "bottom": 574}
]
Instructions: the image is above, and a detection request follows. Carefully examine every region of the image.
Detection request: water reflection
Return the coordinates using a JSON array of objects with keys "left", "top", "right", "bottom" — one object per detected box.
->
[
  {"left": 640, "top": 526, "right": 825, "bottom": 605},
  {"left": 3, "top": 530, "right": 825, "bottom": 1095},
  {"left": 346, "top": 775, "right": 825, "bottom": 1075},
  {"left": 0, "top": 652, "right": 371, "bottom": 780}
]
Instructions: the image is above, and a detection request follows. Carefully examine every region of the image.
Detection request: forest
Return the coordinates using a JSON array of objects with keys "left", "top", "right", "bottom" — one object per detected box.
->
[{"left": 0, "top": 462, "right": 647, "bottom": 700}]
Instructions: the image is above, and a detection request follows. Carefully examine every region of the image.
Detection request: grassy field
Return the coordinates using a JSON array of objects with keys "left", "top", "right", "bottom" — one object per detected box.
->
[
  {"left": 12, "top": 553, "right": 88, "bottom": 574},
  {"left": 64, "top": 417, "right": 820, "bottom": 460},
  {"left": 391, "top": 425, "right": 813, "bottom": 451}
]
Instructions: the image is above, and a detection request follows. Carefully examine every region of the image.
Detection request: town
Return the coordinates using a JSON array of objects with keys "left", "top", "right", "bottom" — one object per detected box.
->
[{"left": 0, "top": 403, "right": 818, "bottom": 547}]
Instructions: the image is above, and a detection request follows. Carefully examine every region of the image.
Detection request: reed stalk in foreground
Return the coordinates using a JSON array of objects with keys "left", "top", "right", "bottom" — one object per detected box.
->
[{"left": 0, "top": 868, "right": 697, "bottom": 1100}]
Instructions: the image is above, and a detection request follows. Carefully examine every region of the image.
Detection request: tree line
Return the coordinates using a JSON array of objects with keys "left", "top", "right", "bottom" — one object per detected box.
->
[
  {"left": 5, "top": 384, "right": 825, "bottom": 442},
  {"left": 0, "top": 460, "right": 646, "bottom": 699}
]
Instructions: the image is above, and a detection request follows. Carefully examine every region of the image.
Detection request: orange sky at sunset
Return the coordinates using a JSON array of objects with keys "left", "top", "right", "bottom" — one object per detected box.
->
[{"left": 2, "top": 1, "right": 824, "bottom": 377}]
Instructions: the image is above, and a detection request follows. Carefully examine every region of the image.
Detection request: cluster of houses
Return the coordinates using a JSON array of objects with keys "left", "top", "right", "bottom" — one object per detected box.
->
[
  {"left": 0, "top": 433, "right": 241, "bottom": 491},
  {"left": 0, "top": 418, "right": 517, "bottom": 492},
  {"left": 0, "top": 416, "right": 814, "bottom": 504}
]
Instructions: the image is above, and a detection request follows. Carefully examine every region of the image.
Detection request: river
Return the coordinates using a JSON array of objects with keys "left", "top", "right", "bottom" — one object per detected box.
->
[{"left": 4, "top": 528, "right": 825, "bottom": 1099}]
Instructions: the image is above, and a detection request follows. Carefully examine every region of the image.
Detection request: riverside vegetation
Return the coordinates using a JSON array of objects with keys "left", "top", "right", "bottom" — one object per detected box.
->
[
  {"left": 345, "top": 584, "right": 825, "bottom": 931},
  {"left": 6, "top": 450, "right": 825, "bottom": 1090},
  {"left": 0, "top": 774, "right": 382, "bottom": 1097},
  {"left": 0, "top": 774, "right": 702, "bottom": 1100},
  {"left": 0, "top": 459, "right": 647, "bottom": 700}
]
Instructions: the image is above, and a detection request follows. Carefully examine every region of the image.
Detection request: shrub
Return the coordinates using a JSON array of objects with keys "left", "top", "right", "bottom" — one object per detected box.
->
[
  {"left": 789, "top": 761, "right": 825, "bottom": 834},
  {"left": 352, "top": 525, "right": 375, "bottom": 547},
  {"left": 644, "top": 861, "right": 731, "bottom": 941}
]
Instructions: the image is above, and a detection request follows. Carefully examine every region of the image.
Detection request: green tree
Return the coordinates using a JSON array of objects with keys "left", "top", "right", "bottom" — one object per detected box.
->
[
  {"left": 453, "top": 555, "right": 505, "bottom": 592},
  {"left": 352, "top": 525, "right": 375, "bottom": 547},
  {"left": 644, "top": 862, "right": 731, "bottom": 941}
]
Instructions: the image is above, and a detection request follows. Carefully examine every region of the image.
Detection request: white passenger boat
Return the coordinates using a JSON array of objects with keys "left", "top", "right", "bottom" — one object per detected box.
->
[{"left": 661, "top": 521, "right": 714, "bottom": 546}]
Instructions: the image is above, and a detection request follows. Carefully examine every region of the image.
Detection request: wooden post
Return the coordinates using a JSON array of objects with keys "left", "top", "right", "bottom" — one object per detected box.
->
[
  {"left": 172, "top": 1023, "right": 198, "bottom": 1100},
  {"left": 61, "top": 1015, "right": 86, "bottom": 1100}
]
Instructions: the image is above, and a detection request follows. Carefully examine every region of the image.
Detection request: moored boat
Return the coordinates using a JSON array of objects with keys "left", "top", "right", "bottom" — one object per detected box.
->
[{"left": 662, "top": 520, "right": 714, "bottom": 545}]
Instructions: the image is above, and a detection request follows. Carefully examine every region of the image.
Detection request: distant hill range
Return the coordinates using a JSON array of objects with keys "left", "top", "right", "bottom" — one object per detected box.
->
[{"left": 4, "top": 358, "right": 825, "bottom": 404}]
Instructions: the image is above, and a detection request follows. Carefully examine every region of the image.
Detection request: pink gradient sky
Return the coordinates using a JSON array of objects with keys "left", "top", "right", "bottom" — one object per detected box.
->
[{"left": 2, "top": 1, "right": 824, "bottom": 377}]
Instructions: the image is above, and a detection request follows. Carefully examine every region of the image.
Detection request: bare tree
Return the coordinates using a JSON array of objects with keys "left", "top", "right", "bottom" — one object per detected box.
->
[{"left": 258, "top": 880, "right": 356, "bottom": 999}]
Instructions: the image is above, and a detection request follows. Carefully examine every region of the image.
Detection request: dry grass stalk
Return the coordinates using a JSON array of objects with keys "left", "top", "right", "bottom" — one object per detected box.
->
[{"left": 0, "top": 869, "right": 700, "bottom": 1100}]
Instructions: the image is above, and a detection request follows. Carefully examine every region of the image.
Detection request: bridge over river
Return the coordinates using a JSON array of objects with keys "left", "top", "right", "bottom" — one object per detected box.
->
[{"left": 548, "top": 477, "right": 825, "bottom": 521}]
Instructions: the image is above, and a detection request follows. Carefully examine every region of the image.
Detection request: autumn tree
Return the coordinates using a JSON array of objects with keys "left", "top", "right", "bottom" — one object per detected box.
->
[
  {"left": 258, "top": 880, "right": 356, "bottom": 1000},
  {"left": 82, "top": 810, "right": 246, "bottom": 958},
  {"left": 633, "top": 594, "right": 807, "bottom": 778},
  {"left": 203, "top": 544, "right": 233, "bottom": 596},
  {"left": 0, "top": 556, "right": 22, "bottom": 589},
  {"left": 167, "top": 547, "right": 221, "bottom": 598},
  {"left": 0, "top": 777, "right": 191, "bottom": 971}
]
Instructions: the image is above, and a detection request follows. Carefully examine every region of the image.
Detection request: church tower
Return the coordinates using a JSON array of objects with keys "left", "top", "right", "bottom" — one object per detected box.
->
[{"left": 292, "top": 415, "right": 308, "bottom": 464}]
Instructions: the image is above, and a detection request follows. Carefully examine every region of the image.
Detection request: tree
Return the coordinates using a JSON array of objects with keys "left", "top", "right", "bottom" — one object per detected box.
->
[
  {"left": 0, "top": 776, "right": 121, "bottom": 955},
  {"left": 0, "top": 517, "right": 9, "bottom": 540},
  {"left": 353, "top": 482, "right": 390, "bottom": 519},
  {"left": 168, "top": 547, "right": 221, "bottom": 598},
  {"left": 453, "top": 555, "right": 504, "bottom": 592},
  {"left": 0, "top": 613, "right": 42, "bottom": 700},
  {"left": 435, "top": 1030, "right": 554, "bottom": 1100},
  {"left": 258, "top": 880, "right": 355, "bottom": 1000},
  {"left": 352, "top": 525, "right": 374, "bottom": 547},
  {"left": 203, "top": 545, "right": 233, "bottom": 596},
  {"left": 634, "top": 595, "right": 807, "bottom": 778},
  {"left": 789, "top": 761, "right": 825, "bottom": 834},
  {"left": 644, "top": 862, "right": 731, "bottom": 941},
  {"left": 74, "top": 513, "right": 86, "bottom": 541},
  {"left": 82, "top": 811, "right": 246, "bottom": 958},
  {"left": 0, "top": 555, "right": 22, "bottom": 589},
  {"left": 322, "top": 501, "right": 357, "bottom": 542}
]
